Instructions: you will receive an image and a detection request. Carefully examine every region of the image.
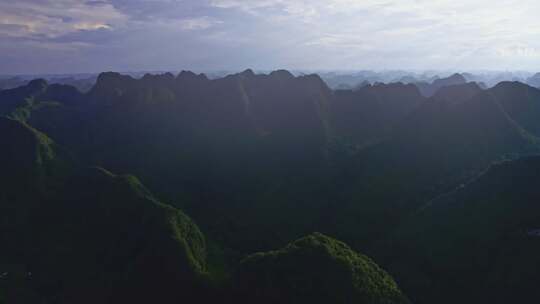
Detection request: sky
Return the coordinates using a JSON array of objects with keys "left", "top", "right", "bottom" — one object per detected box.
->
[{"left": 1, "top": 0, "right": 540, "bottom": 74}]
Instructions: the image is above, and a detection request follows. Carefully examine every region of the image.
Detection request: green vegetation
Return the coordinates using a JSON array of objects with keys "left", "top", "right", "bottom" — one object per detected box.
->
[
  {"left": 7, "top": 97, "right": 60, "bottom": 123},
  {"left": 236, "top": 233, "right": 409, "bottom": 304},
  {"left": 0, "top": 115, "right": 211, "bottom": 303}
]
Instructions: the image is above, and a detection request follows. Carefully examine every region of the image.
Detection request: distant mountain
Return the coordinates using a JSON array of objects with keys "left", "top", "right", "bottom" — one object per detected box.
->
[
  {"left": 353, "top": 80, "right": 371, "bottom": 90},
  {"left": 48, "top": 75, "right": 97, "bottom": 93},
  {"left": 319, "top": 72, "right": 380, "bottom": 89},
  {"left": 415, "top": 73, "right": 468, "bottom": 97},
  {"left": 335, "top": 83, "right": 353, "bottom": 90},
  {"left": 0, "top": 77, "right": 27, "bottom": 90},
  {"left": 485, "top": 72, "right": 527, "bottom": 88},
  {"left": 0, "top": 75, "right": 96, "bottom": 93},
  {"left": 526, "top": 73, "right": 540, "bottom": 88},
  {"left": 236, "top": 233, "right": 409, "bottom": 304},
  {"left": 395, "top": 75, "right": 419, "bottom": 84}
]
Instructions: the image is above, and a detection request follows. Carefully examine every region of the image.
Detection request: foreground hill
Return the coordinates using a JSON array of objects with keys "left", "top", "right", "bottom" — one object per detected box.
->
[
  {"left": 236, "top": 233, "right": 409, "bottom": 304},
  {"left": 385, "top": 156, "right": 540, "bottom": 304},
  {"left": 0, "top": 89, "right": 408, "bottom": 304},
  {"left": 0, "top": 118, "right": 210, "bottom": 304}
]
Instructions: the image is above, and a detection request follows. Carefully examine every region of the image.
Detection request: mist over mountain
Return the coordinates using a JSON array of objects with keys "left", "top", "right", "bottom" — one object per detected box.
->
[
  {"left": 2, "top": 68, "right": 540, "bottom": 304},
  {"left": 2, "top": 69, "right": 537, "bottom": 97},
  {"left": 526, "top": 73, "right": 540, "bottom": 88}
]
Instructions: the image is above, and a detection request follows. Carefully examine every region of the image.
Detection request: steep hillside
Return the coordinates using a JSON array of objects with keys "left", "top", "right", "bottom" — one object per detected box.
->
[
  {"left": 21, "top": 70, "right": 336, "bottom": 253},
  {"left": 331, "top": 83, "right": 425, "bottom": 146},
  {"left": 491, "top": 81, "right": 540, "bottom": 137},
  {"left": 236, "top": 233, "right": 409, "bottom": 304},
  {"left": 0, "top": 116, "right": 211, "bottom": 304},
  {"left": 386, "top": 156, "right": 540, "bottom": 304},
  {"left": 324, "top": 83, "right": 540, "bottom": 250}
]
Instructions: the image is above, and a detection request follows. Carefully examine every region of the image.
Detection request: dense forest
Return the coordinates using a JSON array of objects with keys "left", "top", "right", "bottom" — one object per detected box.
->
[{"left": 2, "top": 70, "right": 540, "bottom": 303}]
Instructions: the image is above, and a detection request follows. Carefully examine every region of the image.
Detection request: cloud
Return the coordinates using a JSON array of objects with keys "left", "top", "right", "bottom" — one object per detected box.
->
[
  {"left": 178, "top": 17, "right": 221, "bottom": 30},
  {"left": 210, "top": 0, "right": 283, "bottom": 12},
  {"left": 0, "top": 0, "right": 127, "bottom": 39},
  {"left": 206, "top": 0, "right": 540, "bottom": 70},
  {"left": 1, "top": 0, "right": 540, "bottom": 73}
]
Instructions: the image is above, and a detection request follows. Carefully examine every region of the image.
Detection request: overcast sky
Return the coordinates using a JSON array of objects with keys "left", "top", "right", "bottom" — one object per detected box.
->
[{"left": 1, "top": 0, "right": 540, "bottom": 74}]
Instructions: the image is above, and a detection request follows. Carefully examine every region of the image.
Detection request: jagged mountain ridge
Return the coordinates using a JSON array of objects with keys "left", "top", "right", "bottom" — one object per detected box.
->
[{"left": 414, "top": 73, "right": 468, "bottom": 97}]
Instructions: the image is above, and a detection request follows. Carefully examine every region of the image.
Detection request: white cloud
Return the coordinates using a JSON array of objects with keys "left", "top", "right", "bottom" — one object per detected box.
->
[
  {"left": 208, "top": 0, "right": 540, "bottom": 70},
  {"left": 176, "top": 16, "right": 222, "bottom": 31},
  {"left": 0, "top": 0, "right": 127, "bottom": 39},
  {"left": 210, "top": 0, "right": 284, "bottom": 12},
  {"left": 2, "top": 0, "right": 540, "bottom": 72}
]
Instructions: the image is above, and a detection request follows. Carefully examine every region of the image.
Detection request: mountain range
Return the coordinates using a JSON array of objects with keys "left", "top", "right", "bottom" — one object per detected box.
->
[{"left": 2, "top": 69, "right": 540, "bottom": 303}]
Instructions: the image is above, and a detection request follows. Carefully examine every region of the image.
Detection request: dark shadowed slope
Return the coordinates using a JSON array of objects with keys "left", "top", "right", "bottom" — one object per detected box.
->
[
  {"left": 0, "top": 114, "right": 411, "bottom": 304},
  {"left": 324, "top": 81, "right": 540, "bottom": 250},
  {"left": 491, "top": 81, "right": 540, "bottom": 137},
  {"left": 0, "top": 117, "right": 210, "bottom": 304},
  {"left": 386, "top": 156, "right": 540, "bottom": 304},
  {"left": 331, "top": 82, "right": 425, "bottom": 147},
  {"left": 20, "top": 70, "right": 336, "bottom": 253},
  {"left": 431, "top": 82, "right": 483, "bottom": 106}
]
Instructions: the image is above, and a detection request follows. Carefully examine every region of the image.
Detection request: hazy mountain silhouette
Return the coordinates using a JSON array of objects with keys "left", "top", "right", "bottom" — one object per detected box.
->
[
  {"left": 0, "top": 77, "right": 27, "bottom": 90},
  {"left": 415, "top": 73, "right": 468, "bottom": 97},
  {"left": 526, "top": 72, "right": 540, "bottom": 88}
]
